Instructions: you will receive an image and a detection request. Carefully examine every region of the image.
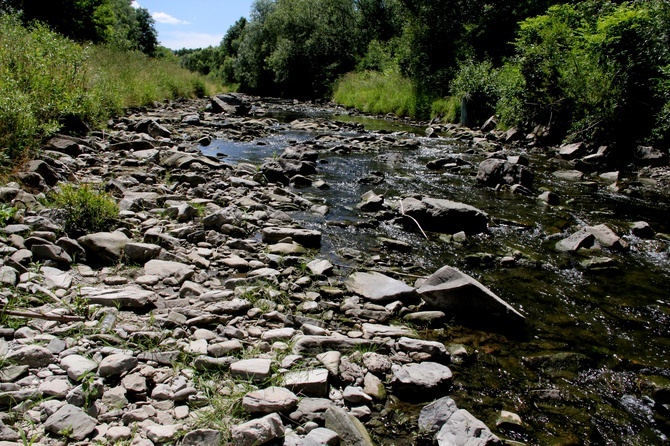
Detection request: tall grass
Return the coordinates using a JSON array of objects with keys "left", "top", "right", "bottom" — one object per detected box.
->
[
  {"left": 0, "top": 15, "right": 219, "bottom": 166},
  {"left": 332, "top": 70, "right": 418, "bottom": 118}
]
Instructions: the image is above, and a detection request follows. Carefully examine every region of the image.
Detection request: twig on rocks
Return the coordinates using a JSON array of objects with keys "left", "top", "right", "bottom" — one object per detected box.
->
[{"left": 399, "top": 199, "right": 429, "bottom": 240}]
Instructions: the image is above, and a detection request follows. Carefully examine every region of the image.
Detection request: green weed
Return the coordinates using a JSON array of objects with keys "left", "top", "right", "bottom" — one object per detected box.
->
[{"left": 48, "top": 183, "right": 119, "bottom": 236}]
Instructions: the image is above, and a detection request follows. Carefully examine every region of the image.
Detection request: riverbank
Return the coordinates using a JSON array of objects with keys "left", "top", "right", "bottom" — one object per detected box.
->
[{"left": 1, "top": 94, "right": 669, "bottom": 445}]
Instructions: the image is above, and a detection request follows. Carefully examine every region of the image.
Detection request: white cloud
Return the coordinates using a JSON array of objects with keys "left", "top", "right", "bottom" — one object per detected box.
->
[
  {"left": 160, "top": 31, "right": 224, "bottom": 50},
  {"left": 152, "top": 12, "right": 191, "bottom": 25},
  {"left": 131, "top": 1, "right": 140, "bottom": 8}
]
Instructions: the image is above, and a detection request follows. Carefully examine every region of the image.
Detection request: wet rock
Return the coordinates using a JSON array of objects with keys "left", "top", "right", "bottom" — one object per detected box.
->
[
  {"left": 634, "top": 145, "right": 668, "bottom": 167},
  {"left": 400, "top": 196, "right": 488, "bottom": 235},
  {"left": 436, "top": 409, "right": 501, "bottom": 445},
  {"left": 538, "top": 190, "right": 560, "bottom": 205},
  {"left": 553, "top": 170, "right": 584, "bottom": 181},
  {"left": 631, "top": 221, "right": 655, "bottom": 239},
  {"left": 358, "top": 190, "right": 384, "bottom": 211},
  {"left": 324, "top": 406, "right": 374, "bottom": 446},
  {"left": 555, "top": 228, "right": 597, "bottom": 252},
  {"left": 345, "top": 272, "right": 416, "bottom": 303},
  {"left": 44, "top": 403, "right": 97, "bottom": 440},
  {"left": 242, "top": 386, "right": 299, "bottom": 414},
  {"left": 559, "top": 142, "right": 586, "bottom": 160},
  {"left": 418, "top": 396, "right": 459, "bottom": 434},
  {"left": 391, "top": 362, "right": 452, "bottom": 400},
  {"left": 417, "top": 266, "right": 525, "bottom": 327},
  {"left": 476, "top": 158, "right": 534, "bottom": 189},
  {"left": 586, "top": 224, "right": 628, "bottom": 251},
  {"left": 231, "top": 412, "right": 285, "bottom": 446}
]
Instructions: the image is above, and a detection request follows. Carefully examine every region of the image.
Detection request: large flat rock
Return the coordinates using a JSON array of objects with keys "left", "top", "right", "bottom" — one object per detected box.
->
[
  {"left": 345, "top": 272, "right": 416, "bottom": 303},
  {"left": 417, "top": 266, "right": 524, "bottom": 327},
  {"left": 400, "top": 196, "right": 488, "bottom": 235}
]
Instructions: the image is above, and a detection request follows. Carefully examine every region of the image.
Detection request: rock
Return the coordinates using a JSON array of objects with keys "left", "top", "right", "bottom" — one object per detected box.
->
[
  {"left": 559, "top": 142, "right": 586, "bottom": 160},
  {"left": 396, "top": 337, "right": 448, "bottom": 362},
  {"left": 81, "top": 286, "right": 155, "bottom": 308},
  {"left": 231, "top": 413, "right": 285, "bottom": 446},
  {"left": 98, "top": 353, "right": 138, "bottom": 377},
  {"left": 324, "top": 406, "right": 374, "bottom": 446},
  {"left": 436, "top": 409, "right": 501, "bottom": 445},
  {"left": 416, "top": 266, "right": 525, "bottom": 327},
  {"left": 553, "top": 170, "right": 584, "bottom": 181},
  {"left": 631, "top": 221, "right": 655, "bottom": 238},
  {"left": 345, "top": 272, "right": 416, "bottom": 303},
  {"left": 476, "top": 159, "right": 534, "bottom": 189},
  {"left": 7, "top": 345, "right": 54, "bottom": 367},
  {"left": 284, "top": 368, "right": 329, "bottom": 397},
  {"left": 316, "top": 351, "right": 341, "bottom": 376},
  {"left": 343, "top": 386, "right": 373, "bottom": 404},
  {"left": 144, "top": 259, "right": 194, "bottom": 284},
  {"left": 363, "top": 373, "right": 386, "bottom": 400},
  {"left": 124, "top": 242, "right": 162, "bottom": 263},
  {"left": 44, "top": 404, "right": 97, "bottom": 440},
  {"left": 555, "top": 228, "right": 597, "bottom": 252},
  {"left": 634, "top": 146, "right": 668, "bottom": 167},
  {"left": 538, "top": 190, "right": 560, "bottom": 205},
  {"left": 358, "top": 190, "right": 384, "bottom": 211},
  {"left": 304, "top": 427, "right": 340, "bottom": 446},
  {"left": 307, "top": 259, "right": 334, "bottom": 276},
  {"left": 261, "top": 227, "right": 322, "bottom": 248},
  {"left": 391, "top": 362, "right": 453, "bottom": 400},
  {"left": 77, "top": 232, "right": 129, "bottom": 266},
  {"left": 418, "top": 396, "right": 459, "bottom": 434},
  {"left": 293, "top": 336, "right": 387, "bottom": 355},
  {"left": 60, "top": 354, "right": 98, "bottom": 381},
  {"left": 182, "top": 429, "right": 222, "bottom": 446},
  {"left": 242, "top": 386, "right": 299, "bottom": 414},
  {"left": 586, "top": 224, "right": 628, "bottom": 251},
  {"left": 230, "top": 358, "right": 273, "bottom": 382},
  {"left": 145, "top": 424, "right": 181, "bottom": 443},
  {"left": 0, "top": 267, "right": 18, "bottom": 286},
  {"left": 400, "top": 196, "right": 488, "bottom": 235},
  {"left": 362, "top": 323, "right": 416, "bottom": 338},
  {"left": 211, "top": 94, "right": 251, "bottom": 116}
]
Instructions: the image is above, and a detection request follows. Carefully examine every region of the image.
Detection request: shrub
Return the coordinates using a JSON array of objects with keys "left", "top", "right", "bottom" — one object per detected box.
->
[
  {"left": 332, "top": 70, "right": 417, "bottom": 118},
  {"left": 49, "top": 184, "right": 119, "bottom": 237}
]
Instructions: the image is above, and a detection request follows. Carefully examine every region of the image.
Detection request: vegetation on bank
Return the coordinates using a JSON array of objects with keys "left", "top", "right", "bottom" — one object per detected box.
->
[
  {"left": 179, "top": 0, "right": 670, "bottom": 155},
  {"left": 0, "top": 15, "right": 218, "bottom": 166}
]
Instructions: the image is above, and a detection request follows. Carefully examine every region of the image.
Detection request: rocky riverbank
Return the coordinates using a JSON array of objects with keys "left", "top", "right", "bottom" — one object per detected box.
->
[{"left": 1, "top": 94, "right": 670, "bottom": 445}]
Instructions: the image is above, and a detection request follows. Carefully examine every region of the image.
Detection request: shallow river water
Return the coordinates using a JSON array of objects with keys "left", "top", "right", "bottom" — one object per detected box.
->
[{"left": 202, "top": 106, "right": 670, "bottom": 445}]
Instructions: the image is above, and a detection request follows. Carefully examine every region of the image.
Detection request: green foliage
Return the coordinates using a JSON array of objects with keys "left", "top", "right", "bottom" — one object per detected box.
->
[
  {"left": 0, "top": 16, "right": 218, "bottom": 164},
  {"left": 49, "top": 183, "right": 119, "bottom": 237},
  {"left": 431, "top": 97, "right": 460, "bottom": 123},
  {"left": 0, "top": 203, "right": 15, "bottom": 226},
  {"left": 0, "top": 15, "right": 98, "bottom": 161}
]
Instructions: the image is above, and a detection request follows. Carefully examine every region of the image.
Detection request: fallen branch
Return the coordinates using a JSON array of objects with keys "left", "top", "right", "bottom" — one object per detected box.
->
[
  {"left": 399, "top": 199, "right": 429, "bottom": 240},
  {"left": 2, "top": 310, "right": 85, "bottom": 323}
]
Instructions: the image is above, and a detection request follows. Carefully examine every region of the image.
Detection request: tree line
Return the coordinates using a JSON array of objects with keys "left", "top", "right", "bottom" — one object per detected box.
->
[
  {"left": 180, "top": 0, "right": 670, "bottom": 152},
  {"left": 0, "top": 0, "right": 160, "bottom": 56}
]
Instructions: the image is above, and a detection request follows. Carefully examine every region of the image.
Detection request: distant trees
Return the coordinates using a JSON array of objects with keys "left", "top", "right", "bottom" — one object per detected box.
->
[{"left": 0, "top": 0, "right": 159, "bottom": 55}]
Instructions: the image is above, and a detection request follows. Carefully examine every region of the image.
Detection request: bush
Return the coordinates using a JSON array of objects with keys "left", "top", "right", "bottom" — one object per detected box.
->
[
  {"left": 332, "top": 70, "right": 418, "bottom": 118},
  {"left": 49, "top": 184, "right": 119, "bottom": 237}
]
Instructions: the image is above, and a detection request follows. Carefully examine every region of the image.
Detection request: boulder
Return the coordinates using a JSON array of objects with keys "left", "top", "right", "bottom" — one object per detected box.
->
[
  {"left": 476, "top": 158, "right": 534, "bottom": 189},
  {"left": 436, "top": 409, "right": 501, "bottom": 445},
  {"left": 44, "top": 404, "right": 97, "bottom": 441},
  {"left": 324, "top": 406, "right": 374, "bottom": 446},
  {"left": 400, "top": 196, "right": 488, "bottom": 235},
  {"left": 231, "top": 413, "right": 284, "bottom": 446},
  {"left": 391, "top": 362, "right": 453, "bottom": 399},
  {"left": 211, "top": 94, "right": 251, "bottom": 116},
  {"left": 417, "top": 266, "right": 525, "bottom": 327},
  {"left": 77, "top": 232, "right": 129, "bottom": 266},
  {"left": 242, "top": 387, "right": 299, "bottom": 414}
]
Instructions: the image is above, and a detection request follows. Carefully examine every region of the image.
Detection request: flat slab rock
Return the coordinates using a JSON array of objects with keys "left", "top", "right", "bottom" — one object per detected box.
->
[
  {"left": 345, "top": 271, "right": 416, "bottom": 303},
  {"left": 80, "top": 285, "right": 156, "bottom": 308},
  {"left": 417, "top": 265, "right": 525, "bottom": 326},
  {"left": 242, "top": 386, "right": 299, "bottom": 414}
]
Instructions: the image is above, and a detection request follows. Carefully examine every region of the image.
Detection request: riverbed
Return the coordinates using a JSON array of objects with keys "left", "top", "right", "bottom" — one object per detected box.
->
[{"left": 201, "top": 102, "right": 670, "bottom": 444}]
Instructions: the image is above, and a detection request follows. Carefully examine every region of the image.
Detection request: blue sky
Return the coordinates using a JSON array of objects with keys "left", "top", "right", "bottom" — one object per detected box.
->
[{"left": 131, "top": 1, "right": 255, "bottom": 50}]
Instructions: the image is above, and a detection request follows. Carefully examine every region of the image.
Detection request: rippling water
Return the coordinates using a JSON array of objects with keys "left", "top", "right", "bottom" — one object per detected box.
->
[{"left": 202, "top": 109, "right": 670, "bottom": 444}]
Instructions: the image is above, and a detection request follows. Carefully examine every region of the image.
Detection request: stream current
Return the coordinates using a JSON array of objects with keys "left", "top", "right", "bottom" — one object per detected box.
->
[{"left": 201, "top": 105, "right": 670, "bottom": 445}]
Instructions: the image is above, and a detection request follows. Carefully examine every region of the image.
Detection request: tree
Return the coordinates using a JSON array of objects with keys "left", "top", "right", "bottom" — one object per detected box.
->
[{"left": 134, "top": 7, "right": 158, "bottom": 56}]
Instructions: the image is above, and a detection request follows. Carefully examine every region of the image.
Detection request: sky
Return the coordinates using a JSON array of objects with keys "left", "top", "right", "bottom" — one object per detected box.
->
[{"left": 131, "top": 0, "right": 255, "bottom": 50}]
